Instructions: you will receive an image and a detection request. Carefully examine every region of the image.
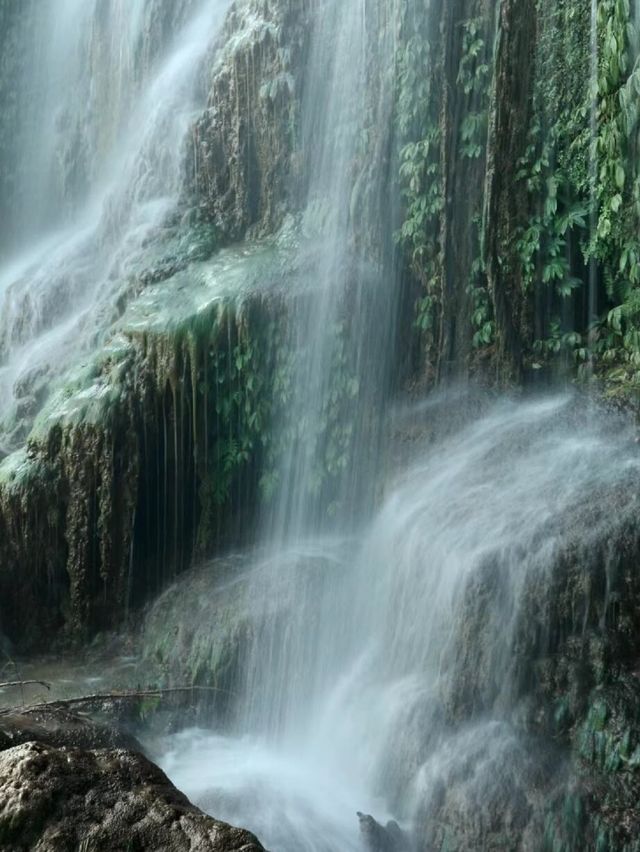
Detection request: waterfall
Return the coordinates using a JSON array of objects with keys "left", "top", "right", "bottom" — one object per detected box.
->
[
  {"left": 3, "top": 0, "right": 640, "bottom": 849},
  {"left": 146, "top": 4, "right": 640, "bottom": 850},
  {"left": 0, "top": 0, "right": 231, "bottom": 449},
  {"left": 259, "top": 0, "right": 401, "bottom": 543},
  {"left": 160, "top": 394, "right": 640, "bottom": 850}
]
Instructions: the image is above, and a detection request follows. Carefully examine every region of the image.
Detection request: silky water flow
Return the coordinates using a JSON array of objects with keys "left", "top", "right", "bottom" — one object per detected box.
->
[{"left": 1, "top": 1, "right": 637, "bottom": 850}]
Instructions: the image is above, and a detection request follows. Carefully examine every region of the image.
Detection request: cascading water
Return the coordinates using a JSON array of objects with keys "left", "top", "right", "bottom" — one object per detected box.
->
[
  {"left": 142, "top": 3, "right": 640, "bottom": 849},
  {"left": 159, "top": 394, "right": 640, "bottom": 850},
  {"left": 3, "top": 0, "right": 640, "bottom": 850},
  {"left": 260, "top": 0, "right": 401, "bottom": 542},
  {"left": 0, "top": 0, "right": 231, "bottom": 449}
]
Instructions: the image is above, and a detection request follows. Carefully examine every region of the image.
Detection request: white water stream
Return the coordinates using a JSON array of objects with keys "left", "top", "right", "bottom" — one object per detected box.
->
[
  {"left": 0, "top": 0, "right": 231, "bottom": 446},
  {"left": 158, "top": 395, "right": 640, "bottom": 850},
  {"left": 3, "top": 2, "right": 639, "bottom": 850}
]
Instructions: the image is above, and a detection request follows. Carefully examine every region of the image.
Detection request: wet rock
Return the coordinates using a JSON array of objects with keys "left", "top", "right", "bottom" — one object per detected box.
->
[
  {"left": 0, "top": 741, "right": 266, "bottom": 852},
  {"left": 141, "top": 546, "right": 349, "bottom": 727},
  {"left": 357, "top": 812, "right": 409, "bottom": 852},
  {"left": 0, "top": 252, "right": 295, "bottom": 650},
  {"left": 189, "top": 0, "right": 309, "bottom": 242},
  {"left": 411, "top": 722, "right": 556, "bottom": 852},
  {"left": 0, "top": 706, "right": 141, "bottom": 754}
]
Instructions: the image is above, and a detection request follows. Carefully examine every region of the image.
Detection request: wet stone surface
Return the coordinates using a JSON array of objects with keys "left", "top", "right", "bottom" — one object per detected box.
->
[{"left": 0, "top": 708, "right": 267, "bottom": 852}]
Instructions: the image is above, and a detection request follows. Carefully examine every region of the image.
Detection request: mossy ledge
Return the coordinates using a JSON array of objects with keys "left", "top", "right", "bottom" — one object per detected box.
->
[{"left": 0, "top": 239, "right": 300, "bottom": 650}]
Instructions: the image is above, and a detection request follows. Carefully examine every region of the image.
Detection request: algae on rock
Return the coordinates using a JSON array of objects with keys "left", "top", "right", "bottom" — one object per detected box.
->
[{"left": 0, "top": 239, "right": 300, "bottom": 647}]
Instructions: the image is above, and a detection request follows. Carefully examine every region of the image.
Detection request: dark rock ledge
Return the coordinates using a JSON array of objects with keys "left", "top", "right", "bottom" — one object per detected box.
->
[{"left": 0, "top": 709, "right": 265, "bottom": 852}]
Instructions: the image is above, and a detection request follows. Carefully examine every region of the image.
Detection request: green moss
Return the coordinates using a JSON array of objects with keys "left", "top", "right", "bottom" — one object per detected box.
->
[
  {"left": 0, "top": 212, "right": 369, "bottom": 648},
  {"left": 0, "top": 234, "right": 301, "bottom": 647}
]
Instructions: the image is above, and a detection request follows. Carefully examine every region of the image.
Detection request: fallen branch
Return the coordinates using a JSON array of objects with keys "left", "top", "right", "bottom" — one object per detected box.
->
[
  {"left": 0, "top": 680, "right": 51, "bottom": 691},
  {"left": 0, "top": 685, "right": 234, "bottom": 715}
]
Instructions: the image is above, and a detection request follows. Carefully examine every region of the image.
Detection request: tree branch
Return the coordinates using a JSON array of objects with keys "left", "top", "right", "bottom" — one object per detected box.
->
[
  {"left": 0, "top": 680, "right": 51, "bottom": 692},
  {"left": 0, "top": 685, "right": 234, "bottom": 715}
]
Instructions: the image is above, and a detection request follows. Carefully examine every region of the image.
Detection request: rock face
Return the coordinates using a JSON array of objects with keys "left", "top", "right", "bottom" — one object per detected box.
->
[
  {"left": 357, "top": 812, "right": 409, "bottom": 852},
  {"left": 0, "top": 241, "right": 301, "bottom": 649},
  {"left": 189, "top": 0, "right": 310, "bottom": 242},
  {"left": 0, "top": 741, "right": 266, "bottom": 852}
]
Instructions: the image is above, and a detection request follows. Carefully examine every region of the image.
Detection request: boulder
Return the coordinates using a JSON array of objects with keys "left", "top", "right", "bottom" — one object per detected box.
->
[{"left": 0, "top": 740, "right": 266, "bottom": 851}]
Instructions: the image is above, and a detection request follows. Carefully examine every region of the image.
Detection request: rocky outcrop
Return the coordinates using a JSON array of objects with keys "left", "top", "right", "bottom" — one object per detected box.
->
[
  {"left": 0, "top": 741, "right": 265, "bottom": 852},
  {"left": 0, "top": 240, "right": 301, "bottom": 649},
  {"left": 187, "top": 0, "right": 311, "bottom": 241},
  {"left": 420, "top": 432, "right": 640, "bottom": 849},
  {"left": 358, "top": 812, "right": 409, "bottom": 852},
  {"left": 0, "top": 0, "right": 322, "bottom": 654},
  {"left": 139, "top": 546, "right": 352, "bottom": 729},
  {"left": 0, "top": 706, "right": 266, "bottom": 850}
]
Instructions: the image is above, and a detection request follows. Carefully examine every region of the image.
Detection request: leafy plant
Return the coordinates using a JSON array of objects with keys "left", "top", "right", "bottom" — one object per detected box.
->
[
  {"left": 466, "top": 219, "right": 494, "bottom": 350},
  {"left": 457, "top": 18, "right": 490, "bottom": 160},
  {"left": 395, "top": 19, "right": 443, "bottom": 353}
]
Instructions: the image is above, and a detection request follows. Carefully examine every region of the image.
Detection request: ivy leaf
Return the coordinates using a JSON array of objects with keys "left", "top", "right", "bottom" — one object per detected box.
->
[
  {"left": 543, "top": 257, "right": 567, "bottom": 283},
  {"left": 556, "top": 277, "right": 582, "bottom": 298},
  {"left": 625, "top": 330, "right": 640, "bottom": 352},
  {"left": 620, "top": 248, "right": 629, "bottom": 272},
  {"left": 557, "top": 205, "right": 588, "bottom": 235},
  {"left": 609, "top": 306, "right": 623, "bottom": 333}
]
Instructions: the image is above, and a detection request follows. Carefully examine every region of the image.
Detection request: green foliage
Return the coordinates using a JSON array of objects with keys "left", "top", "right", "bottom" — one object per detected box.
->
[
  {"left": 513, "top": 0, "right": 640, "bottom": 392},
  {"left": 206, "top": 329, "right": 269, "bottom": 508},
  {"left": 466, "top": 219, "right": 494, "bottom": 349},
  {"left": 587, "top": 290, "right": 640, "bottom": 391},
  {"left": 516, "top": 172, "right": 587, "bottom": 299},
  {"left": 468, "top": 271, "right": 494, "bottom": 348},
  {"left": 394, "top": 0, "right": 448, "bottom": 369},
  {"left": 593, "top": 0, "right": 640, "bottom": 300},
  {"left": 396, "top": 25, "right": 443, "bottom": 332},
  {"left": 138, "top": 695, "right": 161, "bottom": 722},
  {"left": 582, "top": 1, "right": 640, "bottom": 396},
  {"left": 460, "top": 112, "right": 485, "bottom": 160},
  {"left": 398, "top": 0, "right": 640, "bottom": 388},
  {"left": 396, "top": 29, "right": 433, "bottom": 139},
  {"left": 457, "top": 18, "right": 490, "bottom": 160},
  {"left": 532, "top": 319, "right": 583, "bottom": 363},
  {"left": 396, "top": 8, "right": 499, "bottom": 365},
  {"left": 254, "top": 317, "right": 362, "bottom": 516},
  {"left": 457, "top": 18, "right": 490, "bottom": 97},
  {"left": 398, "top": 131, "right": 443, "bottom": 258},
  {"left": 516, "top": 1, "right": 592, "bottom": 307}
]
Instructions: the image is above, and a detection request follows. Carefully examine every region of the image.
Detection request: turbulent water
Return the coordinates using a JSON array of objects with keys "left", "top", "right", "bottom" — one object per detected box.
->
[
  {"left": 0, "top": 0, "right": 231, "bottom": 448},
  {"left": 4, "top": 0, "right": 640, "bottom": 850},
  {"left": 157, "top": 393, "right": 640, "bottom": 850}
]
